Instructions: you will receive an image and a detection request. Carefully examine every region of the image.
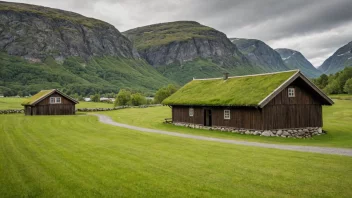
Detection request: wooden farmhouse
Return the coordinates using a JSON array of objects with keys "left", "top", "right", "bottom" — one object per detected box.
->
[
  {"left": 163, "top": 70, "right": 334, "bottom": 133},
  {"left": 22, "top": 89, "right": 78, "bottom": 116}
]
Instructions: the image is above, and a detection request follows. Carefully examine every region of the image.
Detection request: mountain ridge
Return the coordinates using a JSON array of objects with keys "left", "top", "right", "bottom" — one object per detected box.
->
[
  {"left": 123, "top": 21, "right": 263, "bottom": 84},
  {"left": 275, "top": 48, "right": 322, "bottom": 78},
  {"left": 0, "top": 1, "right": 173, "bottom": 96},
  {"left": 318, "top": 41, "right": 352, "bottom": 74},
  {"left": 230, "top": 38, "right": 289, "bottom": 72}
]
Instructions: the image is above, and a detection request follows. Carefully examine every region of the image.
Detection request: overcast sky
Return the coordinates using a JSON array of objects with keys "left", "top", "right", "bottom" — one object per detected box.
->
[{"left": 7, "top": 0, "right": 352, "bottom": 66}]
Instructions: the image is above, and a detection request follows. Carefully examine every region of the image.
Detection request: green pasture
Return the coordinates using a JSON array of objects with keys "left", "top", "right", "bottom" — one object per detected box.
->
[
  {"left": 0, "top": 114, "right": 351, "bottom": 197},
  {"left": 102, "top": 100, "right": 352, "bottom": 148}
]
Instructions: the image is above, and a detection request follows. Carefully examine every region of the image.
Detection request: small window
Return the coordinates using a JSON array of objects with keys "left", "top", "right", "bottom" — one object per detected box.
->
[
  {"left": 189, "top": 108, "right": 194, "bottom": 117},
  {"left": 50, "top": 97, "right": 55, "bottom": 104},
  {"left": 224, "top": 110, "right": 231, "bottom": 120},
  {"left": 50, "top": 97, "right": 62, "bottom": 104},
  {"left": 288, "top": 88, "right": 295, "bottom": 97}
]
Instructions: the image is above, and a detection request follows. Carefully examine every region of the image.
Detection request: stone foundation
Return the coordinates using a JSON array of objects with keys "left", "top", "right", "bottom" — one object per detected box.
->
[{"left": 173, "top": 122, "right": 324, "bottom": 138}]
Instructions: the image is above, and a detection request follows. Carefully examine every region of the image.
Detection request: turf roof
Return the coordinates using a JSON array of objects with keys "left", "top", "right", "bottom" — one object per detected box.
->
[
  {"left": 162, "top": 70, "right": 298, "bottom": 107},
  {"left": 21, "top": 89, "right": 55, "bottom": 106}
]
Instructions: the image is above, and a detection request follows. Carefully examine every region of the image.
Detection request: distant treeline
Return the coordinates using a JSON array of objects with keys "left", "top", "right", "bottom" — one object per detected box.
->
[{"left": 313, "top": 67, "right": 352, "bottom": 94}]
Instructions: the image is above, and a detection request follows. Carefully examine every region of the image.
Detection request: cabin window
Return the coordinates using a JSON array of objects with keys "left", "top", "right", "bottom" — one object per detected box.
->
[
  {"left": 50, "top": 97, "right": 62, "bottom": 104},
  {"left": 224, "top": 110, "right": 231, "bottom": 120},
  {"left": 189, "top": 108, "right": 194, "bottom": 117},
  {"left": 288, "top": 88, "right": 295, "bottom": 97}
]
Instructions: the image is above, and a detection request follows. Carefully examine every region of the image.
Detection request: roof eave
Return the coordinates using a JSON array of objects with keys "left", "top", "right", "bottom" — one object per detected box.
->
[
  {"left": 258, "top": 70, "right": 300, "bottom": 108},
  {"left": 258, "top": 71, "right": 334, "bottom": 108}
]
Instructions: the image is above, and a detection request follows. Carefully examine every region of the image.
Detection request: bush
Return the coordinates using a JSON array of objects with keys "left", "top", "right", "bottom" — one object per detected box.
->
[
  {"left": 344, "top": 78, "right": 352, "bottom": 94},
  {"left": 91, "top": 94, "right": 100, "bottom": 102},
  {"left": 114, "top": 89, "right": 131, "bottom": 106},
  {"left": 131, "top": 93, "right": 147, "bottom": 106},
  {"left": 154, "top": 84, "right": 178, "bottom": 104}
]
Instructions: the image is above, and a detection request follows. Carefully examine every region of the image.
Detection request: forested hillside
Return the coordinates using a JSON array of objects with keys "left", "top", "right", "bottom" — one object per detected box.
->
[
  {"left": 313, "top": 67, "right": 352, "bottom": 94},
  {"left": 0, "top": 1, "right": 173, "bottom": 96}
]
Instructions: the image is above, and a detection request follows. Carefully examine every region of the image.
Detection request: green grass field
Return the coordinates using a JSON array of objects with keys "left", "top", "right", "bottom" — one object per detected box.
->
[
  {"left": 0, "top": 97, "right": 113, "bottom": 110},
  {"left": 101, "top": 100, "right": 352, "bottom": 148},
  {"left": 329, "top": 94, "right": 352, "bottom": 100},
  {"left": 1, "top": 114, "right": 352, "bottom": 197}
]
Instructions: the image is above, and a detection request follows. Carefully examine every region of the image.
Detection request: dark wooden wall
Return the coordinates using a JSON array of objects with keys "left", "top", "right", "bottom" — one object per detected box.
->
[
  {"left": 24, "top": 93, "right": 76, "bottom": 115},
  {"left": 211, "top": 108, "right": 262, "bottom": 129},
  {"left": 172, "top": 106, "right": 263, "bottom": 129},
  {"left": 172, "top": 106, "right": 204, "bottom": 125},
  {"left": 262, "top": 79, "right": 323, "bottom": 129},
  {"left": 171, "top": 78, "right": 325, "bottom": 130}
]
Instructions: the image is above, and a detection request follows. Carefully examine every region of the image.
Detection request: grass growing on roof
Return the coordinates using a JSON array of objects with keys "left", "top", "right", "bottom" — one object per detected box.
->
[
  {"left": 21, "top": 90, "right": 54, "bottom": 105},
  {"left": 163, "top": 70, "right": 297, "bottom": 106}
]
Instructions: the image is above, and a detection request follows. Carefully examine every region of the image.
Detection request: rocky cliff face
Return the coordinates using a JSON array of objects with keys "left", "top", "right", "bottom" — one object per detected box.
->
[
  {"left": 230, "top": 38, "right": 289, "bottom": 71},
  {"left": 0, "top": 1, "right": 139, "bottom": 62},
  {"left": 123, "top": 21, "right": 249, "bottom": 67},
  {"left": 0, "top": 1, "right": 176, "bottom": 96},
  {"left": 318, "top": 41, "right": 352, "bottom": 74},
  {"left": 276, "top": 48, "right": 322, "bottom": 78}
]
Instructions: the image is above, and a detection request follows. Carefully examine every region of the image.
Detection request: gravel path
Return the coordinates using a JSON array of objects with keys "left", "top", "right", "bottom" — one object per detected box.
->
[{"left": 94, "top": 114, "right": 352, "bottom": 157}]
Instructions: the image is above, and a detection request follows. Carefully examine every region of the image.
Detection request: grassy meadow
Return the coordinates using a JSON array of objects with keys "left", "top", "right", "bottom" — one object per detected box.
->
[
  {"left": 102, "top": 99, "right": 352, "bottom": 148},
  {"left": 1, "top": 114, "right": 352, "bottom": 197},
  {"left": 0, "top": 97, "right": 113, "bottom": 110}
]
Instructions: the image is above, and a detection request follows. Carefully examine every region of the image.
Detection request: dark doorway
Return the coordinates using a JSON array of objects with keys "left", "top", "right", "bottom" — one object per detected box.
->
[{"left": 204, "top": 109, "right": 212, "bottom": 126}]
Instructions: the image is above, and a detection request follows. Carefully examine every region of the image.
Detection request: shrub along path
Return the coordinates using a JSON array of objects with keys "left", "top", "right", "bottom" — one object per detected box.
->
[{"left": 94, "top": 114, "right": 352, "bottom": 157}]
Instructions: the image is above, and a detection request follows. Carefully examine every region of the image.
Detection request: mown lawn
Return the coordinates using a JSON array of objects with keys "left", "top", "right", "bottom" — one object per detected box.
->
[
  {"left": 0, "top": 97, "right": 113, "bottom": 109},
  {"left": 102, "top": 100, "right": 352, "bottom": 148},
  {"left": 0, "top": 114, "right": 352, "bottom": 197},
  {"left": 329, "top": 94, "right": 352, "bottom": 100}
]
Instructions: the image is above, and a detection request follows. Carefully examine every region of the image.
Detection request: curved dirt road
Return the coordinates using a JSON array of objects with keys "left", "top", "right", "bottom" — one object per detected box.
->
[{"left": 93, "top": 114, "right": 352, "bottom": 157}]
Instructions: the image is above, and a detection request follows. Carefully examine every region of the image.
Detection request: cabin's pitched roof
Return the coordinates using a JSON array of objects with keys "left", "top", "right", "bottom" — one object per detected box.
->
[
  {"left": 21, "top": 89, "right": 79, "bottom": 106},
  {"left": 162, "top": 70, "right": 333, "bottom": 107}
]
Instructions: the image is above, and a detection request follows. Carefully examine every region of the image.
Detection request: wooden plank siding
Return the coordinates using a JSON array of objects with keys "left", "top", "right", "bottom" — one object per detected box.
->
[
  {"left": 262, "top": 79, "right": 323, "bottom": 129},
  {"left": 172, "top": 106, "right": 263, "bottom": 130},
  {"left": 24, "top": 92, "right": 76, "bottom": 115},
  {"left": 172, "top": 106, "right": 204, "bottom": 125},
  {"left": 171, "top": 78, "right": 325, "bottom": 130}
]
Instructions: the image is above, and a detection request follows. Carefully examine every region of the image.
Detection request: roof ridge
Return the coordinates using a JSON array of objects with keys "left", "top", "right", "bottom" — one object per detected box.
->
[{"left": 193, "top": 70, "right": 299, "bottom": 81}]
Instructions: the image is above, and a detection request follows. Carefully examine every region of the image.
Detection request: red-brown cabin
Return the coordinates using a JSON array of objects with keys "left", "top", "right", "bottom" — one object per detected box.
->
[
  {"left": 162, "top": 70, "right": 333, "bottom": 131},
  {"left": 22, "top": 89, "right": 79, "bottom": 115}
]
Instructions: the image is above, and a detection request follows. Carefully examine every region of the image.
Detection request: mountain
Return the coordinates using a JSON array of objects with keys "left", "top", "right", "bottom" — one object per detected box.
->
[
  {"left": 0, "top": 1, "right": 173, "bottom": 96},
  {"left": 318, "top": 41, "right": 352, "bottom": 74},
  {"left": 275, "top": 48, "right": 322, "bottom": 78},
  {"left": 230, "top": 38, "right": 290, "bottom": 72},
  {"left": 123, "top": 21, "right": 263, "bottom": 84}
]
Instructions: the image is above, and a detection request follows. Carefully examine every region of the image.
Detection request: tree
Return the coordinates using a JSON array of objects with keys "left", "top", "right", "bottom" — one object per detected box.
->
[
  {"left": 91, "top": 94, "right": 100, "bottom": 102},
  {"left": 344, "top": 78, "right": 352, "bottom": 94},
  {"left": 154, "top": 84, "right": 178, "bottom": 104},
  {"left": 114, "top": 89, "right": 131, "bottom": 106},
  {"left": 131, "top": 93, "right": 147, "bottom": 106},
  {"left": 314, "top": 74, "right": 329, "bottom": 89},
  {"left": 324, "top": 80, "right": 341, "bottom": 94}
]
